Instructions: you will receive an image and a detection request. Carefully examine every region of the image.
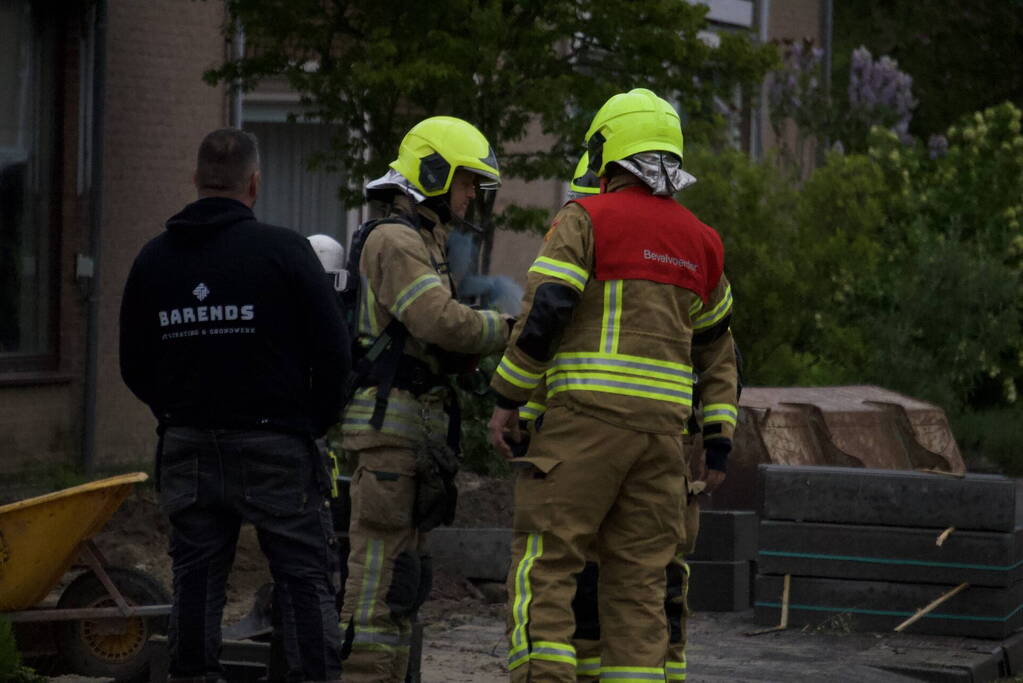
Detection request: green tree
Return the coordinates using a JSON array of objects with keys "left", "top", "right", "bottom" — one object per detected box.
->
[
  {"left": 681, "top": 102, "right": 1023, "bottom": 416},
  {"left": 204, "top": 0, "right": 776, "bottom": 270},
  {"left": 832, "top": 1, "right": 1023, "bottom": 141},
  {"left": 681, "top": 147, "right": 811, "bottom": 385}
]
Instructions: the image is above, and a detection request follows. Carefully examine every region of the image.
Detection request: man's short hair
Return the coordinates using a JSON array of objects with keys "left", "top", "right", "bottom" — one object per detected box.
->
[{"left": 196, "top": 128, "right": 260, "bottom": 193}]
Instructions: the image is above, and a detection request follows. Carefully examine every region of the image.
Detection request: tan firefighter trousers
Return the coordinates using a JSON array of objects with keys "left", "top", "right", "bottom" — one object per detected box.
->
[
  {"left": 507, "top": 405, "right": 686, "bottom": 682},
  {"left": 573, "top": 484, "right": 699, "bottom": 681},
  {"left": 340, "top": 446, "right": 425, "bottom": 682}
]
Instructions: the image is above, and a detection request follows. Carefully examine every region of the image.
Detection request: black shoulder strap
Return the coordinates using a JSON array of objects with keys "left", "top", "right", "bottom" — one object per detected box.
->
[
  {"left": 345, "top": 213, "right": 419, "bottom": 428},
  {"left": 366, "top": 319, "right": 409, "bottom": 429}
]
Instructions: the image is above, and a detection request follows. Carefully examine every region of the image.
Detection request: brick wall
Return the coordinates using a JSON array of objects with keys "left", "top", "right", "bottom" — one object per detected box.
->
[{"left": 93, "top": 0, "right": 228, "bottom": 467}]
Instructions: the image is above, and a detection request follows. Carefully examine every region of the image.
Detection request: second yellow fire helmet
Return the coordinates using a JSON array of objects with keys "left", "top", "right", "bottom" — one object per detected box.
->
[
  {"left": 568, "top": 152, "right": 601, "bottom": 199},
  {"left": 584, "top": 88, "right": 684, "bottom": 177},
  {"left": 390, "top": 116, "right": 501, "bottom": 197}
]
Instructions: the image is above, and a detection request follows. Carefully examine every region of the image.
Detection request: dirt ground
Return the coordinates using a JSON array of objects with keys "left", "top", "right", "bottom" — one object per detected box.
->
[
  {"left": 37, "top": 475, "right": 1018, "bottom": 682},
  {"left": 85, "top": 469, "right": 514, "bottom": 626},
  {"left": 34, "top": 472, "right": 513, "bottom": 681}
]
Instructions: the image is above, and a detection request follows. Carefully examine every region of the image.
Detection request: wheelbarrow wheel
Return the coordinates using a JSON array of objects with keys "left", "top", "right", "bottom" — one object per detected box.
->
[{"left": 55, "top": 567, "right": 170, "bottom": 683}]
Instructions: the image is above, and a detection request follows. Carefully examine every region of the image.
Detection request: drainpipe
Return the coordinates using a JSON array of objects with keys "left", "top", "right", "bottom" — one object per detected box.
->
[
  {"left": 752, "top": 0, "right": 771, "bottom": 160},
  {"left": 81, "top": 0, "right": 107, "bottom": 473},
  {"left": 229, "top": 19, "right": 244, "bottom": 128}
]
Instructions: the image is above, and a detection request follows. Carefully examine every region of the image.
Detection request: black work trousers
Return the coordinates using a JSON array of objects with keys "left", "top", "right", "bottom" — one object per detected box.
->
[{"left": 159, "top": 427, "right": 342, "bottom": 682}]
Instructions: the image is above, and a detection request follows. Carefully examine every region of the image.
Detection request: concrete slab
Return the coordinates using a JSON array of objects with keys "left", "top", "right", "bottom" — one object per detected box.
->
[
  {"left": 689, "top": 560, "right": 751, "bottom": 612},
  {"left": 691, "top": 510, "right": 759, "bottom": 561},
  {"left": 758, "top": 521, "right": 1023, "bottom": 587},
  {"left": 755, "top": 574, "right": 1023, "bottom": 640},
  {"left": 758, "top": 465, "right": 1016, "bottom": 532}
]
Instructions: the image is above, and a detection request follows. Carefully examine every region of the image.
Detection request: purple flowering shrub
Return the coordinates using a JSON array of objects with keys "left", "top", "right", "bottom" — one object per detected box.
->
[
  {"left": 768, "top": 41, "right": 918, "bottom": 165},
  {"left": 847, "top": 47, "right": 916, "bottom": 143}
]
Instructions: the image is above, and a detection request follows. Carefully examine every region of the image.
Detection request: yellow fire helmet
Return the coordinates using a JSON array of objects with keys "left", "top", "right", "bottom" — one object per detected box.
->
[
  {"left": 584, "top": 88, "right": 684, "bottom": 177},
  {"left": 389, "top": 116, "right": 501, "bottom": 197},
  {"left": 568, "top": 152, "right": 601, "bottom": 198}
]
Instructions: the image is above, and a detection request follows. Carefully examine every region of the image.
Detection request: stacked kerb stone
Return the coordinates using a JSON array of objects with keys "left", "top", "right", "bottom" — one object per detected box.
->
[
  {"left": 687, "top": 510, "right": 759, "bottom": 611},
  {"left": 753, "top": 464, "right": 1022, "bottom": 638}
]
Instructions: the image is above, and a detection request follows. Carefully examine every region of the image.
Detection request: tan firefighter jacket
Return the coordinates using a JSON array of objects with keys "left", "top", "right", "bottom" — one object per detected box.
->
[
  {"left": 342, "top": 195, "right": 509, "bottom": 451},
  {"left": 493, "top": 175, "right": 738, "bottom": 444}
]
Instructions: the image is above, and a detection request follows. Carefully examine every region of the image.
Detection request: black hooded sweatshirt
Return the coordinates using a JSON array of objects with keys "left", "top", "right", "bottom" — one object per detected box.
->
[{"left": 119, "top": 197, "right": 351, "bottom": 437}]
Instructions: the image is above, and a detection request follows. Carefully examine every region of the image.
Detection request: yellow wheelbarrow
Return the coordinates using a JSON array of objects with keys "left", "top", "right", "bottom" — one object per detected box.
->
[{"left": 0, "top": 472, "right": 171, "bottom": 682}]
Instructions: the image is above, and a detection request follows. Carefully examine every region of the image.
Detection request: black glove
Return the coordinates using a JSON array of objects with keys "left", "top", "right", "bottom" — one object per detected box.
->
[{"left": 704, "top": 438, "right": 732, "bottom": 473}]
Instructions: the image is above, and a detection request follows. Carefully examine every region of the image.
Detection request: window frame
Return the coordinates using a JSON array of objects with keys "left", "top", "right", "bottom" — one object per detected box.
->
[{"left": 0, "top": 1, "right": 65, "bottom": 377}]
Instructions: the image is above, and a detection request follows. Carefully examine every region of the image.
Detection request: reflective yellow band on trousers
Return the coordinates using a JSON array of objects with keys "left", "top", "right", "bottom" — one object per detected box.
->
[
  {"left": 702, "top": 403, "right": 738, "bottom": 426},
  {"left": 578, "top": 656, "right": 602, "bottom": 675},
  {"left": 693, "top": 284, "right": 732, "bottom": 331},
  {"left": 357, "top": 538, "right": 383, "bottom": 623},
  {"left": 530, "top": 640, "right": 576, "bottom": 666},
  {"left": 666, "top": 658, "right": 687, "bottom": 680},
  {"left": 351, "top": 626, "right": 411, "bottom": 650},
  {"left": 599, "top": 666, "right": 666, "bottom": 681},
  {"left": 529, "top": 256, "right": 589, "bottom": 292},
  {"left": 601, "top": 280, "right": 623, "bottom": 354},
  {"left": 508, "top": 532, "right": 543, "bottom": 670},
  {"left": 497, "top": 356, "right": 544, "bottom": 390}
]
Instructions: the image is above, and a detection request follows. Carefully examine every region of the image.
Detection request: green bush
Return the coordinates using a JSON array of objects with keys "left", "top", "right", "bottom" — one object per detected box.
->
[
  {"left": 952, "top": 407, "right": 1023, "bottom": 475},
  {"left": 455, "top": 354, "right": 511, "bottom": 477},
  {"left": 682, "top": 103, "right": 1023, "bottom": 470},
  {"left": 0, "top": 618, "right": 45, "bottom": 683},
  {"left": 681, "top": 147, "right": 818, "bottom": 386}
]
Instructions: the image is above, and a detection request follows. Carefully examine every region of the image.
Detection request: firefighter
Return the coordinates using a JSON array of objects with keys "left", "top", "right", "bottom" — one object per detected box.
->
[
  {"left": 339, "top": 116, "right": 511, "bottom": 682},
  {"left": 489, "top": 88, "right": 738, "bottom": 682},
  {"left": 531, "top": 151, "right": 731, "bottom": 682}
]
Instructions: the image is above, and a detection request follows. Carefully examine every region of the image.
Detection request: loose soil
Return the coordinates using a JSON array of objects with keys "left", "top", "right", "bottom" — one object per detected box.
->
[
  {"left": 34, "top": 473, "right": 512, "bottom": 681},
  {"left": 37, "top": 475, "right": 1012, "bottom": 682}
]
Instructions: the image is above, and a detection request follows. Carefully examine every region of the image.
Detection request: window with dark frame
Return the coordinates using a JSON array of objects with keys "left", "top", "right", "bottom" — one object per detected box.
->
[{"left": 0, "top": 0, "right": 59, "bottom": 372}]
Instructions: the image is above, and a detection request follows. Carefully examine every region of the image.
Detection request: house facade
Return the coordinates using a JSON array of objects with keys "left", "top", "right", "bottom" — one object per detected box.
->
[
  {"left": 0, "top": 0, "right": 229, "bottom": 492},
  {"left": 0, "top": 0, "right": 825, "bottom": 492}
]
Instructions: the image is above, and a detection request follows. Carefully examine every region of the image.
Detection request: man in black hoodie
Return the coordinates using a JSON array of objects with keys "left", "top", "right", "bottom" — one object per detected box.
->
[{"left": 120, "top": 128, "right": 349, "bottom": 683}]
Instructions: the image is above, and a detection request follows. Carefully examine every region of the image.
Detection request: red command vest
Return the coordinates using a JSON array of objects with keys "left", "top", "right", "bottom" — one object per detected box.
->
[{"left": 572, "top": 185, "right": 725, "bottom": 303}]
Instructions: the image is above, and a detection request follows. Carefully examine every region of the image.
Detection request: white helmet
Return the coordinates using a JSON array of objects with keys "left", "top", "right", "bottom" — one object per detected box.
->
[{"left": 308, "top": 234, "right": 348, "bottom": 292}]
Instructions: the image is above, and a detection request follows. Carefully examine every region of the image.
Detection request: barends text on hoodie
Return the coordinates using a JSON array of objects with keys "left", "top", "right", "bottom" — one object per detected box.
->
[{"left": 158, "top": 304, "right": 255, "bottom": 327}]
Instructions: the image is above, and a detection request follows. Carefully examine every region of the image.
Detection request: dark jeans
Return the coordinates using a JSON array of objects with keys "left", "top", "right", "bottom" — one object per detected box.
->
[{"left": 159, "top": 428, "right": 342, "bottom": 682}]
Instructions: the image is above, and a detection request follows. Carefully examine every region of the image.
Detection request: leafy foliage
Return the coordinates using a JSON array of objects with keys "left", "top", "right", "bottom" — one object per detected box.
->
[
  {"left": 681, "top": 102, "right": 1023, "bottom": 427},
  {"left": 0, "top": 618, "right": 45, "bottom": 683},
  {"left": 953, "top": 407, "right": 1023, "bottom": 475},
  {"left": 454, "top": 354, "right": 509, "bottom": 477},
  {"left": 205, "top": 0, "right": 776, "bottom": 268},
  {"left": 831, "top": 1, "right": 1023, "bottom": 140}
]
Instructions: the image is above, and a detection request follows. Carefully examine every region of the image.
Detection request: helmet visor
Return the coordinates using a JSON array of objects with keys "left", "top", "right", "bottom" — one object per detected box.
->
[{"left": 467, "top": 167, "right": 501, "bottom": 190}]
